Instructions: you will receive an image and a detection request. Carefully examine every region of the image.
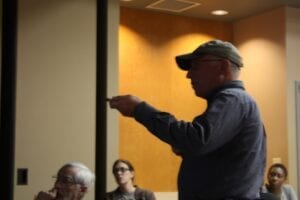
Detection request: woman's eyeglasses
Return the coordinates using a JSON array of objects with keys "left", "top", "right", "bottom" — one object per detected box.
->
[{"left": 113, "top": 167, "right": 130, "bottom": 174}]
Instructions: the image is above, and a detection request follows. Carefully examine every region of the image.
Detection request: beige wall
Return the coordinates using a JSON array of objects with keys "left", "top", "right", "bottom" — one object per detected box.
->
[
  {"left": 13, "top": 1, "right": 300, "bottom": 199},
  {"left": 106, "top": 0, "right": 120, "bottom": 191},
  {"left": 233, "top": 7, "right": 300, "bottom": 194},
  {"left": 14, "top": 0, "right": 96, "bottom": 200},
  {"left": 286, "top": 6, "right": 300, "bottom": 195},
  {"left": 233, "top": 6, "right": 288, "bottom": 177}
]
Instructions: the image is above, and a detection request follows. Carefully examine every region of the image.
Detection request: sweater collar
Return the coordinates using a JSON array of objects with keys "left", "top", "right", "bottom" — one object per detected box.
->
[{"left": 206, "top": 80, "right": 245, "bottom": 102}]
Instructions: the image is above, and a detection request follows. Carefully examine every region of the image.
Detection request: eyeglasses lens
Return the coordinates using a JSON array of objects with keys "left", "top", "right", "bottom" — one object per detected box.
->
[
  {"left": 113, "top": 167, "right": 130, "bottom": 174},
  {"left": 52, "top": 175, "right": 76, "bottom": 185}
]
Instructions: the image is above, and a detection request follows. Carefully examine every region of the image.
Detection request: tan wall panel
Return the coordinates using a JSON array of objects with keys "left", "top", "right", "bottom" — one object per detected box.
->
[
  {"left": 286, "top": 6, "right": 300, "bottom": 191},
  {"left": 15, "top": 0, "right": 96, "bottom": 199},
  {"left": 119, "top": 7, "right": 232, "bottom": 191}
]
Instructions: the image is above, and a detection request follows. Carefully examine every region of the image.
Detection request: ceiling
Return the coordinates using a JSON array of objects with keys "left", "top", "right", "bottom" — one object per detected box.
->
[{"left": 120, "top": 0, "right": 300, "bottom": 22}]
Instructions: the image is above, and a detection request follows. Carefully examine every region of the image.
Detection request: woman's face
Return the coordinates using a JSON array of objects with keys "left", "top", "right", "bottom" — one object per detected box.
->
[
  {"left": 113, "top": 162, "right": 134, "bottom": 186},
  {"left": 267, "top": 166, "right": 286, "bottom": 189}
]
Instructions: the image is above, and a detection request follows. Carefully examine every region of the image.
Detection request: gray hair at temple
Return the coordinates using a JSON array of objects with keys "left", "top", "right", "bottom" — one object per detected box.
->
[{"left": 61, "top": 161, "right": 95, "bottom": 191}]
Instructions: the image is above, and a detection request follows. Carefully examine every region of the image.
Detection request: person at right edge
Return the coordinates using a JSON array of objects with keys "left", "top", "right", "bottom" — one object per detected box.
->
[{"left": 108, "top": 39, "right": 266, "bottom": 200}]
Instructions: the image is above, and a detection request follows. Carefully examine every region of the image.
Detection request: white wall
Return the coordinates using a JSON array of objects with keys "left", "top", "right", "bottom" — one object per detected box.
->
[{"left": 14, "top": 0, "right": 96, "bottom": 199}]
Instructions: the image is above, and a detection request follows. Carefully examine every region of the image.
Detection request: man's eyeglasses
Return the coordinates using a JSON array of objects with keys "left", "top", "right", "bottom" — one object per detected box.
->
[
  {"left": 197, "top": 59, "right": 223, "bottom": 62},
  {"left": 113, "top": 167, "right": 130, "bottom": 174},
  {"left": 192, "top": 59, "right": 223, "bottom": 65},
  {"left": 52, "top": 175, "right": 78, "bottom": 186},
  {"left": 190, "top": 59, "right": 223, "bottom": 69}
]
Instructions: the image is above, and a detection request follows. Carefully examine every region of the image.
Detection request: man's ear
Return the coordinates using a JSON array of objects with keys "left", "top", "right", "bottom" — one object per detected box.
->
[
  {"left": 221, "top": 60, "right": 234, "bottom": 75},
  {"left": 218, "top": 60, "right": 231, "bottom": 82},
  {"left": 220, "top": 59, "right": 231, "bottom": 72}
]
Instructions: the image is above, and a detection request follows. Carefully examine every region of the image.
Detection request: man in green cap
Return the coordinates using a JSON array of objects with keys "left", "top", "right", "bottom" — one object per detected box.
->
[{"left": 108, "top": 39, "right": 266, "bottom": 200}]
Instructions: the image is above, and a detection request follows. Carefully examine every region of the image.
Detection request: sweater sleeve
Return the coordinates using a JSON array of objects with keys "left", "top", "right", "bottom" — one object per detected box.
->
[{"left": 133, "top": 89, "right": 249, "bottom": 156}]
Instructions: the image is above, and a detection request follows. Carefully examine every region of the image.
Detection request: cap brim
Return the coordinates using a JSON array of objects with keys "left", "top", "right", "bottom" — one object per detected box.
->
[{"left": 175, "top": 53, "right": 199, "bottom": 70}]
